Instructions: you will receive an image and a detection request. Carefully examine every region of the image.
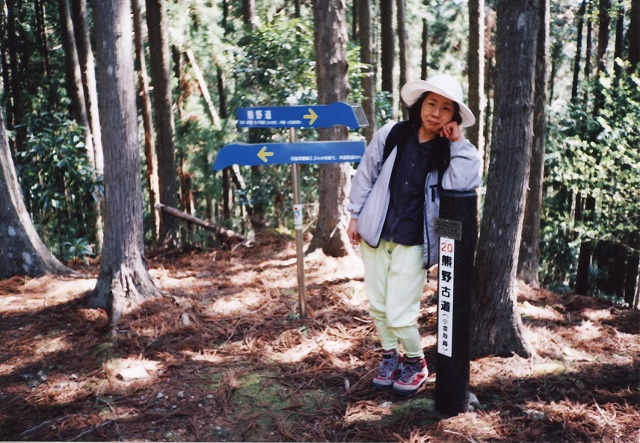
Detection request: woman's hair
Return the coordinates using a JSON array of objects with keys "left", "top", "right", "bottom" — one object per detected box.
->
[{"left": 408, "top": 92, "right": 462, "bottom": 126}]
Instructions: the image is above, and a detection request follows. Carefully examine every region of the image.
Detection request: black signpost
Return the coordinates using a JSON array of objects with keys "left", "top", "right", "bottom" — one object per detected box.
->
[{"left": 434, "top": 190, "right": 478, "bottom": 415}]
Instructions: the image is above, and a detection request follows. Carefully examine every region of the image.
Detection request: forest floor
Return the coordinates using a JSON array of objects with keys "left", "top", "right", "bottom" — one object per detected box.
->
[{"left": 0, "top": 232, "right": 638, "bottom": 442}]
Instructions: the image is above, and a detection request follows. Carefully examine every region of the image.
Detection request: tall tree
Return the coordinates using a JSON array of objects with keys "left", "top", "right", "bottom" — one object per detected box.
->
[
  {"left": 309, "top": 0, "right": 353, "bottom": 257},
  {"left": 358, "top": 0, "right": 376, "bottom": 141},
  {"left": 467, "top": 0, "right": 485, "bottom": 154},
  {"left": 72, "top": 0, "right": 104, "bottom": 253},
  {"left": 396, "top": 0, "right": 408, "bottom": 97},
  {"left": 380, "top": 0, "right": 394, "bottom": 95},
  {"left": 517, "top": 0, "right": 549, "bottom": 286},
  {"left": 630, "top": 0, "right": 640, "bottom": 69},
  {"left": 575, "top": 0, "right": 611, "bottom": 295},
  {"left": 146, "top": 0, "right": 179, "bottom": 248},
  {"left": 0, "top": 110, "right": 69, "bottom": 278},
  {"left": 88, "top": 0, "right": 160, "bottom": 322},
  {"left": 572, "top": 0, "right": 587, "bottom": 101},
  {"left": 243, "top": 0, "right": 256, "bottom": 30},
  {"left": 71, "top": 0, "right": 103, "bottom": 175},
  {"left": 471, "top": 0, "right": 539, "bottom": 358},
  {"left": 59, "top": 0, "right": 103, "bottom": 252},
  {"left": 4, "top": 0, "right": 27, "bottom": 154},
  {"left": 132, "top": 0, "right": 160, "bottom": 248},
  {"left": 58, "top": 0, "right": 93, "bottom": 160},
  {"left": 421, "top": 16, "right": 429, "bottom": 79},
  {"left": 34, "top": 0, "right": 51, "bottom": 79}
]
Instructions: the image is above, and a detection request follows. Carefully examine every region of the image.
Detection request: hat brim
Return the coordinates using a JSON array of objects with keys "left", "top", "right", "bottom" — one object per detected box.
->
[{"left": 400, "top": 79, "right": 476, "bottom": 128}]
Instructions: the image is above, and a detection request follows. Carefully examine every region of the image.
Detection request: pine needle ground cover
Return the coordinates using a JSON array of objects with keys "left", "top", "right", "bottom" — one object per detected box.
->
[{"left": 1, "top": 234, "right": 638, "bottom": 442}]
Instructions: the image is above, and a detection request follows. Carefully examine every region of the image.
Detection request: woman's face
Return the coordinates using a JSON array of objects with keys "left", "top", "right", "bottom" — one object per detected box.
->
[{"left": 420, "top": 92, "right": 456, "bottom": 133}]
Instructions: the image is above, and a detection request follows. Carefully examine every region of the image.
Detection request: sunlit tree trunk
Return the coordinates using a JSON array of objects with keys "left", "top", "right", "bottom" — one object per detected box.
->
[
  {"left": 71, "top": 0, "right": 103, "bottom": 174},
  {"left": 132, "top": 0, "right": 160, "bottom": 249},
  {"left": 358, "top": 0, "right": 376, "bottom": 142},
  {"left": 243, "top": 0, "right": 256, "bottom": 30},
  {"left": 59, "top": 0, "right": 103, "bottom": 253},
  {"left": 482, "top": 8, "right": 497, "bottom": 175},
  {"left": 396, "top": 0, "right": 408, "bottom": 90},
  {"left": 146, "top": 0, "right": 179, "bottom": 249},
  {"left": 0, "top": 110, "right": 69, "bottom": 278},
  {"left": 309, "top": 0, "right": 353, "bottom": 257},
  {"left": 471, "top": 0, "right": 539, "bottom": 358},
  {"left": 5, "top": 0, "right": 27, "bottom": 154},
  {"left": 518, "top": 0, "right": 549, "bottom": 286},
  {"left": 88, "top": 0, "right": 160, "bottom": 323},
  {"left": 467, "top": 0, "right": 485, "bottom": 155}
]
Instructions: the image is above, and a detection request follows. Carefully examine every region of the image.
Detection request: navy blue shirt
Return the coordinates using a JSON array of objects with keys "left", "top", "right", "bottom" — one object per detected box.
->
[{"left": 381, "top": 131, "right": 441, "bottom": 246}]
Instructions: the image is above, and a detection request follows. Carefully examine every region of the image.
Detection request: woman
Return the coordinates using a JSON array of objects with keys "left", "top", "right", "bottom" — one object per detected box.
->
[{"left": 346, "top": 74, "right": 482, "bottom": 395}]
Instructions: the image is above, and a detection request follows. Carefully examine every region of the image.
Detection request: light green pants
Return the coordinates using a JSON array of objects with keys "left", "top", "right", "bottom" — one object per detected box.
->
[{"left": 361, "top": 239, "right": 426, "bottom": 359}]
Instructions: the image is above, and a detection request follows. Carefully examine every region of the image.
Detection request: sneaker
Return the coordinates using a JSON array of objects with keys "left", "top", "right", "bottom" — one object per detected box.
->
[
  {"left": 392, "top": 358, "right": 428, "bottom": 395},
  {"left": 372, "top": 352, "right": 403, "bottom": 388}
]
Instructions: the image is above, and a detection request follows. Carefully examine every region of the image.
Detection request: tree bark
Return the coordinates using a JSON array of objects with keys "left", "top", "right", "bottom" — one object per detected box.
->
[
  {"left": 71, "top": 0, "right": 103, "bottom": 174},
  {"left": 309, "top": 0, "right": 353, "bottom": 258},
  {"left": 380, "top": 0, "right": 394, "bottom": 95},
  {"left": 0, "top": 110, "right": 69, "bottom": 278},
  {"left": 156, "top": 203, "right": 249, "bottom": 244},
  {"left": 71, "top": 0, "right": 104, "bottom": 253},
  {"left": 571, "top": 0, "right": 587, "bottom": 101},
  {"left": 471, "top": 0, "right": 539, "bottom": 359},
  {"left": 58, "top": 0, "right": 93, "bottom": 160},
  {"left": 88, "top": 0, "right": 160, "bottom": 323},
  {"left": 625, "top": 234, "right": 640, "bottom": 307},
  {"left": 518, "top": 0, "right": 549, "bottom": 286},
  {"left": 421, "top": 17, "right": 428, "bottom": 79},
  {"left": 243, "top": 0, "right": 256, "bottom": 30},
  {"left": 467, "top": 0, "right": 485, "bottom": 155},
  {"left": 613, "top": 3, "right": 624, "bottom": 80},
  {"left": 482, "top": 8, "right": 497, "bottom": 175},
  {"left": 576, "top": 0, "right": 611, "bottom": 295},
  {"left": 396, "top": 0, "right": 408, "bottom": 119},
  {"left": 630, "top": 0, "right": 640, "bottom": 69},
  {"left": 34, "top": 0, "right": 51, "bottom": 79},
  {"left": 132, "top": 0, "right": 160, "bottom": 249},
  {"left": 5, "top": 0, "right": 27, "bottom": 154},
  {"left": 358, "top": 0, "right": 376, "bottom": 142},
  {"left": 59, "top": 0, "right": 103, "bottom": 253},
  {"left": 146, "top": 0, "right": 179, "bottom": 249}
]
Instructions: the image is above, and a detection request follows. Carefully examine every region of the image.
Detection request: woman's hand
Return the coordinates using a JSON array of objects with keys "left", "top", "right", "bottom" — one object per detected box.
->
[
  {"left": 347, "top": 218, "right": 360, "bottom": 245},
  {"left": 439, "top": 121, "right": 463, "bottom": 142}
]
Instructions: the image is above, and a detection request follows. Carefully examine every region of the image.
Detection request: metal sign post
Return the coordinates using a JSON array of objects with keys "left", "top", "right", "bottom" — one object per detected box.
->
[
  {"left": 212, "top": 102, "right": 367, "bottom": 318},
  {"left": 289, "top": 128, "right": 306, "bottom": 316},
  {"left": 434, "top": 190, "right": 478, "bottom": 416}
]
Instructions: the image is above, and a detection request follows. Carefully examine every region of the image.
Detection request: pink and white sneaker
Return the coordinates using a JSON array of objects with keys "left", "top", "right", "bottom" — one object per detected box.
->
[
  {"left": 392, "top": 358, "right": 428, "bottom": 395},
  {"left": 373, "top": 352, "right": 403, "bottom": 388}
]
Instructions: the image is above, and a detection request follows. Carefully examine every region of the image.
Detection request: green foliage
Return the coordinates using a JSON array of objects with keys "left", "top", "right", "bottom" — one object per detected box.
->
[
  {"left": 541, "top": 69, "right": 640, "bottom": 291},
  {"left": 233, "top": 15, "right": 317, "bottom": 107},
  {"left": 16, "top": 112, "right": 98, "bottom": 261}
]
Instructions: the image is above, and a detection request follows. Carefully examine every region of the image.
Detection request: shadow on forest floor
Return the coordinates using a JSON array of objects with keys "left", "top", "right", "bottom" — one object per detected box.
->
[{"left": 1, "top": 233, "right": 638, "bottom": 442}]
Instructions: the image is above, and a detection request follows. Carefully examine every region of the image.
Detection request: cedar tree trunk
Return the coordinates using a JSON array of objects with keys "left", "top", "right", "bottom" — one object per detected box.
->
[{"left": 88, "top": 0, "right": 160, "bottom": 323}]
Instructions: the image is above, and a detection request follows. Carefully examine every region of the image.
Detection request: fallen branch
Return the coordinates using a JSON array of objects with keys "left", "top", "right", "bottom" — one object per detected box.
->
[{"left": 156, "top": 203, "right": 251, "bottom": 244}]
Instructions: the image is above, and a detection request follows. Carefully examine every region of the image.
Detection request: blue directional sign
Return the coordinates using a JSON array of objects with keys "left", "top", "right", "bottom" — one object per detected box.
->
[
  {"left": 237, "top": 102, "right": 368, "bottom": 129},
  {"left": 213, "top": 140, "right": 365, "bottom": 170}
]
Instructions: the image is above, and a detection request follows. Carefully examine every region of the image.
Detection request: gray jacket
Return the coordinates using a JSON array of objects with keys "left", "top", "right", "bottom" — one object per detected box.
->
[{"left": 347, "top": 121, "right": 482, "bottom": 267}]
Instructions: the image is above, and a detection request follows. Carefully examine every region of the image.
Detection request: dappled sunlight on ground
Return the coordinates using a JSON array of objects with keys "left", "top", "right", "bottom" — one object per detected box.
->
[{"left": 1, "top": 234, "right": 638, "bottom": 441}]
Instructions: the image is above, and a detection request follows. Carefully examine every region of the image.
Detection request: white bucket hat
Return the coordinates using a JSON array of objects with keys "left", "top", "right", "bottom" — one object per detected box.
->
[{"left": 400, "top": 74, "right": 476, "bottom": 128}]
